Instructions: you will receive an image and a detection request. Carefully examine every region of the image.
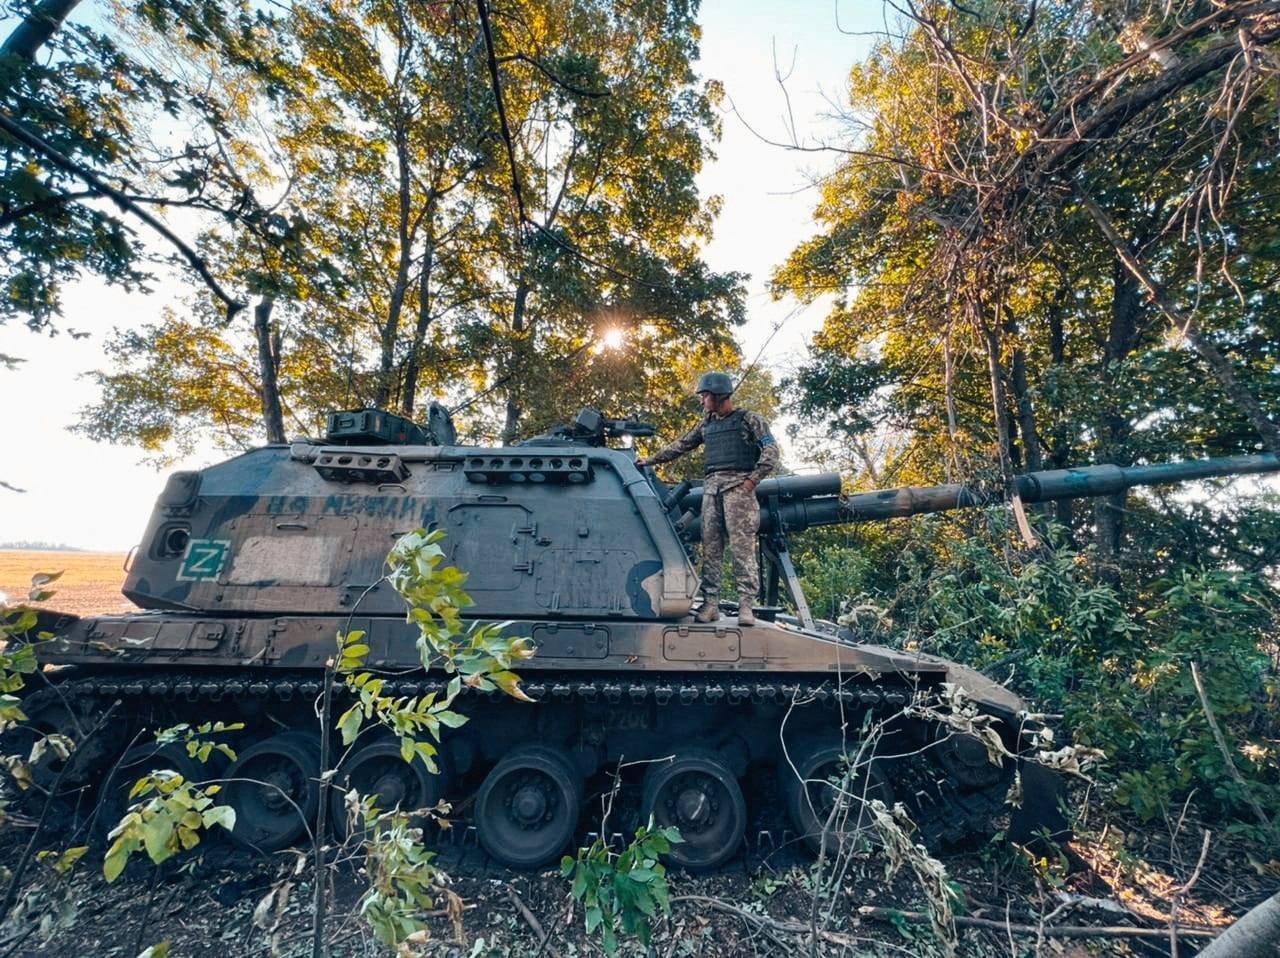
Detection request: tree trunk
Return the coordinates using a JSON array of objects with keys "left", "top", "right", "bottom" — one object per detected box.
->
[
  {"left": 252, "top": 295, "right": 286, "bottom": 444},
  {"left": 979, "top": 317, "right": 1015, "bottom": 480},
  {"left": 942, "top": 327, "right": 960, "bottom": 481},
  {"left": 401, "top": 238, "right": 435, "bottom": 417},
  {"left": 1096, "top": 253, "right": 1141, "bottom": 566},
  {"left": 375, "top": 127, "right": 417, "bottom": 410},
  {"left": 1047, "top": 303, "right": 1074, "bottom": 531},
  {"left": 1196, "top": 891, "right": 1280, "bottom": 958},
  {"left": 1, "top": 0, "right": 81, "bottom": 62},
  {"left": 1003, "top": 314, "right": 1043, "bottom": 472},
  {"left": 501, "top": 280, "right": 530, "bottom": 445}
]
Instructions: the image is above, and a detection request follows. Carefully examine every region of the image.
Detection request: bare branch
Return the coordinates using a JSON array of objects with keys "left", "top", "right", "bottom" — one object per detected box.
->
[{"left": 1077, "top": 190, "right": 1280, "bottom": 454}]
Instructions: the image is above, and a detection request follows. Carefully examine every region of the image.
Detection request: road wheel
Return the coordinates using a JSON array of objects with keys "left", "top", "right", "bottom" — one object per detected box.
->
[
  {"left": 475, "top": 745, "right": 581, "bottom": 869},
  {"left": 224, "top": 731, "right": 321, "bottom": 852},
  {"left": 781, "top": 738, "right": 892, "bottom": 856},
  {"left": 94, "top": 741, "right": 212, "bottom": 843},
  {"left": 641, "top": 749, "right": 746, "bottom": 872},
  {"left": 329, "top": 735, "right": 449, "bottom": 841}
]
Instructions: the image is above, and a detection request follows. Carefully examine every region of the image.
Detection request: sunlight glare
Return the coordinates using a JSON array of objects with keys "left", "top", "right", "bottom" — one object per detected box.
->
[{"left": 600, "top": 327, "right": 626, "bottom": 350}]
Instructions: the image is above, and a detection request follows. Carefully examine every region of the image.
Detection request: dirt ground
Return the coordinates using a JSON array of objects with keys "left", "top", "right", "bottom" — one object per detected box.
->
[
  {"left": 0, "top": 550, "right": 135, "bottom": 617},
  {"left": 0, "top": 790, "right": 1270, "bottom": 957}
]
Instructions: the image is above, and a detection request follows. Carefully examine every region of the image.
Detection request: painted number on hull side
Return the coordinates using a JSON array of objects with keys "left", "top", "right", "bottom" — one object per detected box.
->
[{"left": 177, "top": 539, "right": 232, "bottom": 581}]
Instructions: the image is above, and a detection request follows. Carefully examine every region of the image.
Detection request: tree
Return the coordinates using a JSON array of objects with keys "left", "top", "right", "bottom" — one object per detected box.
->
[
  {"left": 74, "top": 0, "right": 745, "bottom": 451},
  {"left": 469, "top": 0, "right": 745, "bottom": 443},
  {"left": 0, "top": 0, "right": 293, "bottom": 329},
  {"left": 776, "top": 0, "right": 1280, "bottom": 554}
]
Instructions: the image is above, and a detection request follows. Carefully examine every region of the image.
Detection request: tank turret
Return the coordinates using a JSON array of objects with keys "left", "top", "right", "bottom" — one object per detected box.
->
[{"left": 27, "top": 408, "right": 1278, "bottom": 871}]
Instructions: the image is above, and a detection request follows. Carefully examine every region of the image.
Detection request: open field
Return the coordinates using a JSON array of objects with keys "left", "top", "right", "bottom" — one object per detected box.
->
[{"left": 0, "top": 549, "right": 135, "bottom": 616}]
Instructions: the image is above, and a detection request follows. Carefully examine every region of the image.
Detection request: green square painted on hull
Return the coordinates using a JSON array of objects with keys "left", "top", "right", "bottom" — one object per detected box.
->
[{"left": 176, "top": 539, "right": 232, "bottom": 581}]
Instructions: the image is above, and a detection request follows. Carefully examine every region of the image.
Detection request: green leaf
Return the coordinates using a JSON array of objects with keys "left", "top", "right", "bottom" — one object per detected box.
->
[
  {"left": 632, "top": 890, "right": 656, "bottom": 917},
  {"left": 103, "top": 843, "right": 128, "bottom": 883},
  {"left": 142, "top": 814, "right": 173, "bottom": 863},
  {"left": 435, "top": 709, "right": 468, "bottom": 729},
  {"left": 201, "top": 805, "right": 236, "bottom": 831},
  {"left": 337, "top": 705, "right": 363, "bottom": 745}
]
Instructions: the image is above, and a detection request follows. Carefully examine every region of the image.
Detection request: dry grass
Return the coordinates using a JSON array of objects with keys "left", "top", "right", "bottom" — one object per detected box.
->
[{"left": 0, "top": 550, "right": 136, "bottom": 617}]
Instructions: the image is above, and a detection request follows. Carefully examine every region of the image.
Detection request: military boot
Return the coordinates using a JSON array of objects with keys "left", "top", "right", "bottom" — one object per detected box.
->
[
  {"left": 694, "top": 596, "right": 720, "bottom": 623},
  {"left": 737, "top": 603, "right": 756, "bottom": 627}
]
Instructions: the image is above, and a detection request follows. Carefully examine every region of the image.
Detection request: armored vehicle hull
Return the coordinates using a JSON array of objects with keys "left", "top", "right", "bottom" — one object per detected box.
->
[{"left": 33, "top": 607, "right": 1050, "bottom": 869}]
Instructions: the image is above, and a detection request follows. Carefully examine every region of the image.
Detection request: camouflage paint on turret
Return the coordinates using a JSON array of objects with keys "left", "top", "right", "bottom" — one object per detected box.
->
[{"left": 124, "top": 441, "right": 700, "bottom": 620}]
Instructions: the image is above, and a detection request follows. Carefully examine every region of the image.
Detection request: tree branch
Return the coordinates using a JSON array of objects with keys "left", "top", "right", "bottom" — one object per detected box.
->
[
  {"left": 1189, "top": 661, "right": 1274, "bottom": 833},
  {"left": 1076, "top": 190, "right": 1280, "bottom": 453},
  {"left": 857, "top": 906, "right": 1221, "bottom": 942},
  {"left": 0, "top": 109, "right": 245, "bottom": 320},
  {"left": 475, "top": 0, "right": 526, "bottom": 233},
  {"left": 0, "top": 189, "right": 97, "bottom": 227},
  {"left": 496, "top": 52, "right": 608, "bottom": 98},
  {"left": 1, "top": 0, "right": 82, "bottom": 62}
]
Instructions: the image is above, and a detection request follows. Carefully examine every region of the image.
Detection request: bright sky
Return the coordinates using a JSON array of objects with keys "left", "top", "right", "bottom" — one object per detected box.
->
[{"left": 0, "top": 0, "right": 877, "bottom": 551}]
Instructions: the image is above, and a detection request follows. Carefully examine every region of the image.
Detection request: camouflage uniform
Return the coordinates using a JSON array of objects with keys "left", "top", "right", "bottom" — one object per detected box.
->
[{"left": 646, "top": 409, "right": 780, "bottom": 602}]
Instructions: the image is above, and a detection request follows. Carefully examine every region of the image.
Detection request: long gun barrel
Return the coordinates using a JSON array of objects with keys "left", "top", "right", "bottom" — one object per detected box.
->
[{"left": 678, "top": 453, "right": 1280, "bottom": 536}]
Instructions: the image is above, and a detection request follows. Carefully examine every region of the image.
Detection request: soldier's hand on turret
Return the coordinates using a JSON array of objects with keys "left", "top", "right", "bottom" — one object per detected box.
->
[
  {"left": 635, "top": 456, "right": 651, "bottom": 468},
  {"left": 743, "top": 478, "right": 757, "bottom": 493}
]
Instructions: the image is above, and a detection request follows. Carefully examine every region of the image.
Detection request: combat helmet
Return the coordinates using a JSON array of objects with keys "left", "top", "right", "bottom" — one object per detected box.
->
[{"left": 695, "top": 371, "right": 734, "bottom": 396}]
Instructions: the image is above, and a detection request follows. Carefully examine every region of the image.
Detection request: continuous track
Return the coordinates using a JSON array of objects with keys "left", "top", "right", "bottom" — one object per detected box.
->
[{"left": 17, "top": 668, "right": 1018, "bottom": 872}]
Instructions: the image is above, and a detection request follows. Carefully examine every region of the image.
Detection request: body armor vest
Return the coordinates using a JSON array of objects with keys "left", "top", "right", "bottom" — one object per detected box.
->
[{"left": 703, "top": 409, "right": 759, "bottom": 474}]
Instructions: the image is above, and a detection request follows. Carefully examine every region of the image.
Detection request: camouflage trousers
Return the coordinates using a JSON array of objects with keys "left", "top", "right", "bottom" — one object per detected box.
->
[{"left": 700, "top": 471, "right": 760, "bottom": 602}]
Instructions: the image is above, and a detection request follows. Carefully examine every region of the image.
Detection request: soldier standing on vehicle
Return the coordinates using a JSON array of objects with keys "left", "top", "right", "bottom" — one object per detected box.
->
[{"left": 635, "top": 372, "right": 779, "bottom": 625}]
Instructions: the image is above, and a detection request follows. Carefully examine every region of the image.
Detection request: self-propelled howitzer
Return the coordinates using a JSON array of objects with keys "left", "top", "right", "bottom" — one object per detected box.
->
[{"left": 26, "top": 406, "right": 1276, "bottom": 872}]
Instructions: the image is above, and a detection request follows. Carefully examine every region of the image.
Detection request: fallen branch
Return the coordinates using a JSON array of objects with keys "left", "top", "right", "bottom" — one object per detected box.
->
[
  {"left": 1049, "top": 893, "right": 1132, "bottom": 919},
  {"left": 672, "top": 895, "right": 864, "bottom": 950},
  {"left": 858, "top": 906, "right": 1221, "bottom": 941},
  {"left": 507, "top": 885, "right": 561, "bottom": 958},
  {"left": 1190, "top": 661, "right": 1274, "bottom": 833},
  {"left": 1169, "top": 829, "right": 1213, "bottom": 958}
]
